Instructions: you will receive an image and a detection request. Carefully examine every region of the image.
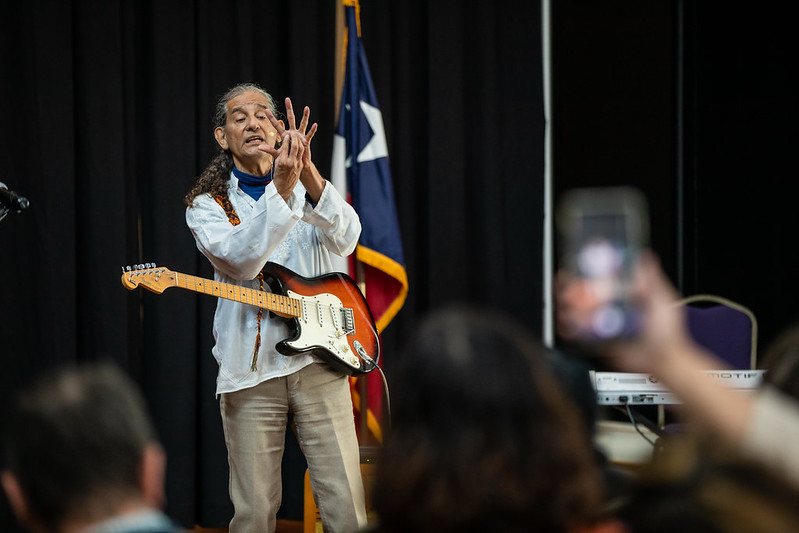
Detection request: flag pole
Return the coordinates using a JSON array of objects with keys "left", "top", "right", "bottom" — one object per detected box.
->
[
  {"left": 335, "top": 0, "right": 345, "bottom": 120},
  {"left": 350, "top": 0, "right": 371, "bottom": 447},
  {"left": 356, "top": 262, "right": 370, "bottom": 443},
  {"left": 336, "top": 0, "right": 371, "bottom": 446}
]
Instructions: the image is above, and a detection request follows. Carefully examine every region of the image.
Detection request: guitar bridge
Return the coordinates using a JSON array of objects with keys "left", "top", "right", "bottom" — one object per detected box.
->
[
  {"left": 341, "top": 307, "right": 355, "bottom": 335},
  {"left": 329, "top": 307, "right": 356, "bottom": 338}
]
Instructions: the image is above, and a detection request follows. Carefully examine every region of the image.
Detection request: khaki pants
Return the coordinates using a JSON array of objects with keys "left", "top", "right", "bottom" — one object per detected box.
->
[{"left": 220, "top": 363, "right": 367, "bottom": 533}]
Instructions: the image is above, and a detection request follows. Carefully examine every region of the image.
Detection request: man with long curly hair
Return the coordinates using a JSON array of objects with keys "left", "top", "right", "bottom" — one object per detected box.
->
[{"left": 185, "top": 83, "right": 365, "bottom": 533}]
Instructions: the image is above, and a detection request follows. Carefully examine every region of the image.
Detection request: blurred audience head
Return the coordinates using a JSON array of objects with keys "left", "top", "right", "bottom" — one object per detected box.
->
[
  {"left": 619, "top": 435, "right": 799, "bottom": 533},
  {"left": 761, "top": 323, "right": 799, "bottom": 400},
  {"left": 1, "top": 362, "right": 166, "bottom": 533},
  {"left": 372, "top": 305, "right": 607, "bottom": 533}
]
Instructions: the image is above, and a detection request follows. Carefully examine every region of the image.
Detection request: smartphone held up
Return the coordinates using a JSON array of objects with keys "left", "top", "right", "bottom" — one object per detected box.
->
[{"left": 556, "top": 187, "right": 649, "bottom": 343}]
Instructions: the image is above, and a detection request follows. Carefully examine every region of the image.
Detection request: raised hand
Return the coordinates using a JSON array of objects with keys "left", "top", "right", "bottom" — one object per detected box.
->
[
  {"left": 262, "top": 97, "right": 318, "bottom": 166},
  {"left": 261, "top": 97, "right": 324, "bottom": 203}
]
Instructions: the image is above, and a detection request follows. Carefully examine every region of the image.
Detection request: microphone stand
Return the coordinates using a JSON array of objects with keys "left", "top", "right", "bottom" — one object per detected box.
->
[{"left": 0, "top": 183, "right": 30, "bottom": 222}]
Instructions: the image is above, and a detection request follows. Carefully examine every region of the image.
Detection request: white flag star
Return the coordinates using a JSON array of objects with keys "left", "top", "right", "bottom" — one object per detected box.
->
[{"left": 357, "top": 100, "right": 389, "bottom": 163}]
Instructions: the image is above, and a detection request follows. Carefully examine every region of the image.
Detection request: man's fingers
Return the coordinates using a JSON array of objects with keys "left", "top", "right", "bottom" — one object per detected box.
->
[
  {"left": 298, "top": 106, "right": 311, "bottom": 134},
  {"left": 265, "top": 109, "right": 285, "bottom": 137},
  {"left": 278, "top": 131, "right": 305, "bottom": 161},
  {"left": 285, "top": 97, "right": 297, "bottom": 130},
  {"left": 258, "top": 144, "right": 277, "bottom": 158},
  {"left": 306, "top": 123, "right": 318, "bottom": 144},
  {"left": 291, "top": 133, "right": 305, "bottom": 160}
]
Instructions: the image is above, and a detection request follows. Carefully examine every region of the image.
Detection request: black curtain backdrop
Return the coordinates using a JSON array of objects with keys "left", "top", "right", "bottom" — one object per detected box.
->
[
  {"left": 551, "top": 0, "right": 677, "bottom": 271},
  {"left": 551, "top": 1, "right": 799, "bottom": 356},
  {"left": 680, "top": 2, "right": 799, "bottom": 351},
  {"left": 0, "top": 1, "right": 544, "bottom": 529}
]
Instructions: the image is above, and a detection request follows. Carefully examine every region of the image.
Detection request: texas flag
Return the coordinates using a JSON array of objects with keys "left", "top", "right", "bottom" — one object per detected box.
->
[{"left": 331, "top": 0, "right": 408, "bottom": 444}]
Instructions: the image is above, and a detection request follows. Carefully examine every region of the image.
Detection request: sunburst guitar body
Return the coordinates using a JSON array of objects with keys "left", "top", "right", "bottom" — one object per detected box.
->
[{"left": 121, "top": 262, "right": 380, "bottom": 375}]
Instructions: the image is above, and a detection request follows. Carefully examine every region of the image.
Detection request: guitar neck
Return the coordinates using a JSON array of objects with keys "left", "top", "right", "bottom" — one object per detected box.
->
[{"left": 177, "top": 272, "right": 301, "bottom": 318}]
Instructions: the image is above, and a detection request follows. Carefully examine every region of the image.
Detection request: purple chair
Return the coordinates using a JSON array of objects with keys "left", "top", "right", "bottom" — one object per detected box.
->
[
  {"left": 679, "top": 294, "right": 758, "bottom": 370},
  {"left": 658, "top": 294, "right": 758, "bottom": 430}
]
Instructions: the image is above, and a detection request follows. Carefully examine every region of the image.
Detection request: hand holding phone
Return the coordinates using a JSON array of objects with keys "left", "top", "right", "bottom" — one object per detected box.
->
[{"left": 555, "top": 187, "right": 649, "bottom": 342}]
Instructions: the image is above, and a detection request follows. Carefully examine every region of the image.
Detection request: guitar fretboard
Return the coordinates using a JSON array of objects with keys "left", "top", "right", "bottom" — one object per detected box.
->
[{"left": 177, "top": 272, "right": 301, "bottom": 318}]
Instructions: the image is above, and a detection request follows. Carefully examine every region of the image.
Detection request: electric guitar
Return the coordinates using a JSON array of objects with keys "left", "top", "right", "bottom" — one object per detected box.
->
[{"left": 121, "top": 262, "right": 380, "bottom": 376}]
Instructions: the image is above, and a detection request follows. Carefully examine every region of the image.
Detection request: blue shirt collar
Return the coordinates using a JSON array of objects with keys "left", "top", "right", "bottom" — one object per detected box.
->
[{"left": 233, "top": 166, "right": 273, "bottom": 201}]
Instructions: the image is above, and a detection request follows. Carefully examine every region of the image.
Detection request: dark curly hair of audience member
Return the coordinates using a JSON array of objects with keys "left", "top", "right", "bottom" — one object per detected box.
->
[
  {"left": 760, "top": 323, "right": 799, "bottom": 401},
  {"left": 619, "top": 435, "right": 799, "bottom": 533},
  {"left": 370, "top": 305, "right": 609, "bottom": 533}
]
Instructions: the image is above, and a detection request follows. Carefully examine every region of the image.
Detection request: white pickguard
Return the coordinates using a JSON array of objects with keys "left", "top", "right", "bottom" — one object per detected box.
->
[{"left": 285, "top": 289, "right": 362, "bottom": 370}]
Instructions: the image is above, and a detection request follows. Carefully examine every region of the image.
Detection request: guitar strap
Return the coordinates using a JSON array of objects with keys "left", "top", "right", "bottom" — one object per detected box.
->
[{"left": 215, "top": 195, "right": 263, "bottom": 372}]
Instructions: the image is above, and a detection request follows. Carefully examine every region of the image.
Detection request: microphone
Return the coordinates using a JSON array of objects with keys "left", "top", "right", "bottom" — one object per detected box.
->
[{"left": 0, "top": 182, "right": 30, "bottom": 213}]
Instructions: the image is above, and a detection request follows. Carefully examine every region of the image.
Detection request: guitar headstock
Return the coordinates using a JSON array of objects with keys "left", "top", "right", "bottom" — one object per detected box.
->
[{"left": 121, "top": 263, "right": 177, "bottom": 294}]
